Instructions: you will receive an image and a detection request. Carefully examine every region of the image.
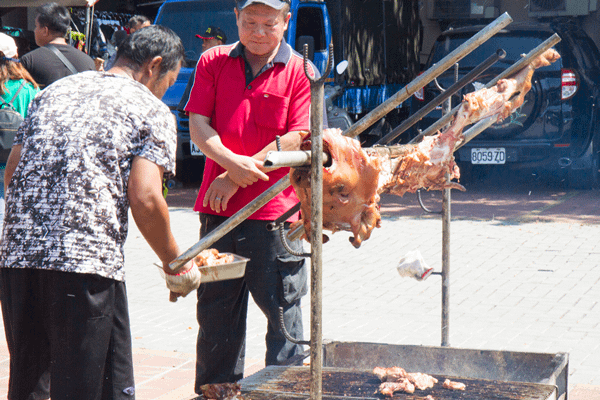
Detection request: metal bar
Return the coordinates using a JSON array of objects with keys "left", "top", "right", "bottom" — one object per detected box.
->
[
  {"left": 307, "top": 43, "right": 333, "bottom": 400},
  {"left": 341, "top": 12, "right": 512, "bottom": 140},
  {"left": 410, "top": 33, "right": 561, "bottom": 145},
  {"left": 85, "top": 6, "right": 93, "bottom": 55},
  {"left": 266, "top": 203, "right": 301, "bottom": 231},
  {"left": 263, "top": 150, "right": 330, "bottom": 168},
  {"left": 457, "top": 116, "right": 498, "bottom": 149},
  {"left": 440, "top": 82, "right": 453, "bottom": 347},
  {"left": 169, "top": 176, "right": 291, "bottom": 272},
  {"left": 441, "top": 176, "right": 451, "bottom": 347},
  {"left": 376, "top": 49, "right": 506, "bottom": 146}
]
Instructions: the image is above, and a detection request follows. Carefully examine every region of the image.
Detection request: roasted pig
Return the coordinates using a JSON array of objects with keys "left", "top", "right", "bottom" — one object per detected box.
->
[
  {"left": 289, "top": 49, "right": 560, "bottom": 248},
  {"left": 374, "top": 48, "right": 561, "bottom": 197},
  {"left": 289, "top": 128, "right": 382, "bottom": 248}
]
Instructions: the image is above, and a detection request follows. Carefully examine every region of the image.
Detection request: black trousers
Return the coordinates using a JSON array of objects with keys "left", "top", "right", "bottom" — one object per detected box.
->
[
  {"left": 195, "top": 214, "right": 307, "bottom": 392},
  {"left": 0, "top": 268, "right": 135, "bottom": 400}
]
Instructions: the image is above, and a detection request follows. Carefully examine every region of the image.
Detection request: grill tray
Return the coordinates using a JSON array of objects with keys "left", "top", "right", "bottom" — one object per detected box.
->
[{"left": 239, "top": 366, "right": 557, "bottom": 400}]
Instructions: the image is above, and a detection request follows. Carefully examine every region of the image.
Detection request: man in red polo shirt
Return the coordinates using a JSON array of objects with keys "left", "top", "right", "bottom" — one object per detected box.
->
[{"left": 184, "top": 0, "right": 317, "bottom": 390}]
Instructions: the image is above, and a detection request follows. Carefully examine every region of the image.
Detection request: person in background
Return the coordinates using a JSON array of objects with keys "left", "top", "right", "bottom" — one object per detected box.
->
[
  {"left": 177, "top": 26, "right": 227, "bottom": 113},
  {"left": 127, "top": 15, "right": 151, "bottom": 34},
  {"left": 0, "top": 33, "right": 39, "bottom": 119},
  {"left": 104, "top": 29, "right": 128, "bottom": 71},
  {"left": 0, "top": 25, "right": 200, "bottom": 400},
  {"left": 20, "top": 2, "right": 95, "bottom": 88},
  {"left": 1, "top": 33, "right": 39, "bottom": 234},
  {"left": 197, "top": 25, "right": 228, "bottom": 53},
  {"left": 184, "top": 0, "right": 318, "bottom": 392}
]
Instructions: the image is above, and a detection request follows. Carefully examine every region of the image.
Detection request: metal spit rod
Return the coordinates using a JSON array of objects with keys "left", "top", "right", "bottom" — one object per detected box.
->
[
  {"left": 264, "top": 150, "right": 330, "bottom": 169},
  {"left": 376, "top": 48, "right": 506, "bottom": 146},
  {"left": 169, "top": 12, "right": 513, "bottom": 273},
  {"left": 409, "top": 33, "right": 561, "bottom": 145},
  {"left": 342, "top": 12, "right": 512, "bottom": 140}
]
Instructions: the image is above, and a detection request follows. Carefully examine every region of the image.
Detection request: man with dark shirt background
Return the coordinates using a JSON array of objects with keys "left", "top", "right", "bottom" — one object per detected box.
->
[
  {"left": 21, "top": 2, "right": 95, "bottom": 88},
  {"left": 176, "top": 26, "right": 227, "bottom": 113}
]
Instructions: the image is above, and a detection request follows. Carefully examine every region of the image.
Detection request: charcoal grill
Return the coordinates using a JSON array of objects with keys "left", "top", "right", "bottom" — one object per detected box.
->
[{"left": 238, "top": 365, "right": 558, "bottom": 400}]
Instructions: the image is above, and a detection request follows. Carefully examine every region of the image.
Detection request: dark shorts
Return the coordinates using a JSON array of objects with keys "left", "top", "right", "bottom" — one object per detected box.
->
[{"left": 0, "top": 268, "right": 135, "bottom": 400}]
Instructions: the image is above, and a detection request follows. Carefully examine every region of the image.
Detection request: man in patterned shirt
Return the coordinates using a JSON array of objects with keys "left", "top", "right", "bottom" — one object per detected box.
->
[{"left": 0, "top": 26, "right": 200, "bottom": 400}]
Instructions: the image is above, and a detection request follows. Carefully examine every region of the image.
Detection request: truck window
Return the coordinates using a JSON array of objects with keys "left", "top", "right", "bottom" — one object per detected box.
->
[
  {"left": 155, "top": 1, "right": 239, "bottom": 64},
  {"left": 296, "top": 7, "right": 326, "bottom": 52}
]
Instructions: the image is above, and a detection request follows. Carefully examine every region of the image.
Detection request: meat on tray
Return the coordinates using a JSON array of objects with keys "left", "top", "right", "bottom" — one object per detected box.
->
[
  {"left": 373, "top": 366, "right": 439, "bottom": 397},
  {"left": 289, "top": 49, "right": 560, "bottom": 248},
  {"left": 199, "top": 382, "right": 241, "bottom": 400},
  {"left": 194, "top": 249, "right": 234, "bottom": 267}
]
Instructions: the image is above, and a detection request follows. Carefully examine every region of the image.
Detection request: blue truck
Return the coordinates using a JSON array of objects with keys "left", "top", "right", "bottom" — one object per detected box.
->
[{"left": 154, "top": 0, "right": 421, "bottom": 181}]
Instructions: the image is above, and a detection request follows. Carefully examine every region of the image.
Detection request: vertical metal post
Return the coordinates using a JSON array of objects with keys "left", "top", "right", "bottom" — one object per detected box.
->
[
  {"left": 85, "top": 6, "right": 93, "bottom": 55},
  {"left": 441, "top": 180, "right": 451, "bottom": 347},
  {"left": 440, "top": 63, "right": 457, "bottom": 347},
  {"left": 305, "top": 44, "right": 333, "bottom": 400}
]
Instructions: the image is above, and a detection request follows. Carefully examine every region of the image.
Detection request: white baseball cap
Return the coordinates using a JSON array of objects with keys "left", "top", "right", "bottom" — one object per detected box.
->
[
  {"left": 0, "top": 32, "right": 18, "bottom": 59},
  {"left": 237, "top": 0, "right": 290, "bottom": 10}
]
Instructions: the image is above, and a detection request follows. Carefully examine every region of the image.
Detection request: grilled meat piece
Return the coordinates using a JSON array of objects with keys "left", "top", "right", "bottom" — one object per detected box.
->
[
  {"left": 373, "top": 366, "right": 408, "bottom": 382},
  {"left": 443, "top": 378, "right": 466, "bottom": 391},
  {"left": 199, "top": 382, "right": 241, "bottom": 399},
  {"left": 407, "top": 372, "right": 438, "bottom": 390},
  {"left": 194, "top": 249, "right": 234, "bottom": 267},
  {"left": 378, "top": 379, "right": 416, "bottom": 396}
]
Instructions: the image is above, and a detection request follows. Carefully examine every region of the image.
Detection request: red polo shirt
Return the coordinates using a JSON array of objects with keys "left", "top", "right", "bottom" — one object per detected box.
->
[{"left": 185, "top": 40, "right": 316, "bottom": 221}]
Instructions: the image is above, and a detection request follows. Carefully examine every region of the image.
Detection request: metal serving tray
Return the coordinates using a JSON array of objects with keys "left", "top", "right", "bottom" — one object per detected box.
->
[{"left": 157, "top": 253, "right": 249, "bottom": 283}]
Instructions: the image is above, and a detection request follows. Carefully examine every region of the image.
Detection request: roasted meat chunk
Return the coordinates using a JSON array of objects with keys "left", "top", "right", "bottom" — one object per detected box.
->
[
  {"left": 443, "top": 378, "right": 466, "bottom": 391},
  {"left": 199, "top": 382, "right": 241, "bottom": 399}
]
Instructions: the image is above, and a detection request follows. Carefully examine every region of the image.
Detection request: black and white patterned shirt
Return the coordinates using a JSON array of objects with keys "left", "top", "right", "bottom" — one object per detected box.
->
[{"left": 0, "top": 71, "right": 176, "bottom": 281}]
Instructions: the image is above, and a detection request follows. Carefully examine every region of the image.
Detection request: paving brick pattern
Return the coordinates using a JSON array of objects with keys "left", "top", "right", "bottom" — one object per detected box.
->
[{"left": 1, "top": 192, "right": 599, "bottom": 399}]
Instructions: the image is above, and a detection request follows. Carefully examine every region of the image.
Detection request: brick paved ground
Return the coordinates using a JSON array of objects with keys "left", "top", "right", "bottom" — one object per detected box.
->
[{"left": 1, "top": 188, "right": 599, "bottom": 399}]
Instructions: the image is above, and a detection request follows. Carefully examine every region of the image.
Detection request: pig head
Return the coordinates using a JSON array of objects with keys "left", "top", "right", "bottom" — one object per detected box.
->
[{"left": 289, "top": 128, "right": 382, "bottom": 248}]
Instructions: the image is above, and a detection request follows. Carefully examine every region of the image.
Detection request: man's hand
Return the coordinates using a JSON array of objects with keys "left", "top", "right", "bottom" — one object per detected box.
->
[
  {"left": 164, "top": 260, "right": 201, "bottom": 302},
  {"left": 225, "top": 155, "right": 269, "bottom": 188},
  {"left": 203, "top": 172, "right": 239, "bottom": 212}
]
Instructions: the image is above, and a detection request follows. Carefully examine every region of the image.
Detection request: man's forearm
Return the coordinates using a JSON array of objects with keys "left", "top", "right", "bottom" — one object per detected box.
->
[
  {"left": 189, "top": 112, "right": 237, "bottom": 169},
  {"left": 128, "top": 156, "right": 181, "bottom": 266}
]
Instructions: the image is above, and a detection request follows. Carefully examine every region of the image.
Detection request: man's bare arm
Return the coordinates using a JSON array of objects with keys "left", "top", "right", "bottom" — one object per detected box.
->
[
  {"left": 127, "top": 156, "right": 189, "bottom": 269},
  {"left": 189, "top": 113, "right": 269, "bottom": 187}
]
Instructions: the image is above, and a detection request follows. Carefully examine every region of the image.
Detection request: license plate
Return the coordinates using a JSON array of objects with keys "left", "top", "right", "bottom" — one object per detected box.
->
[
  {"left": 471, "top": 148, "right": 506, "bottom": 164},
  {"left": 190, "top": 142, "right": 203, "bottom": 156}
]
